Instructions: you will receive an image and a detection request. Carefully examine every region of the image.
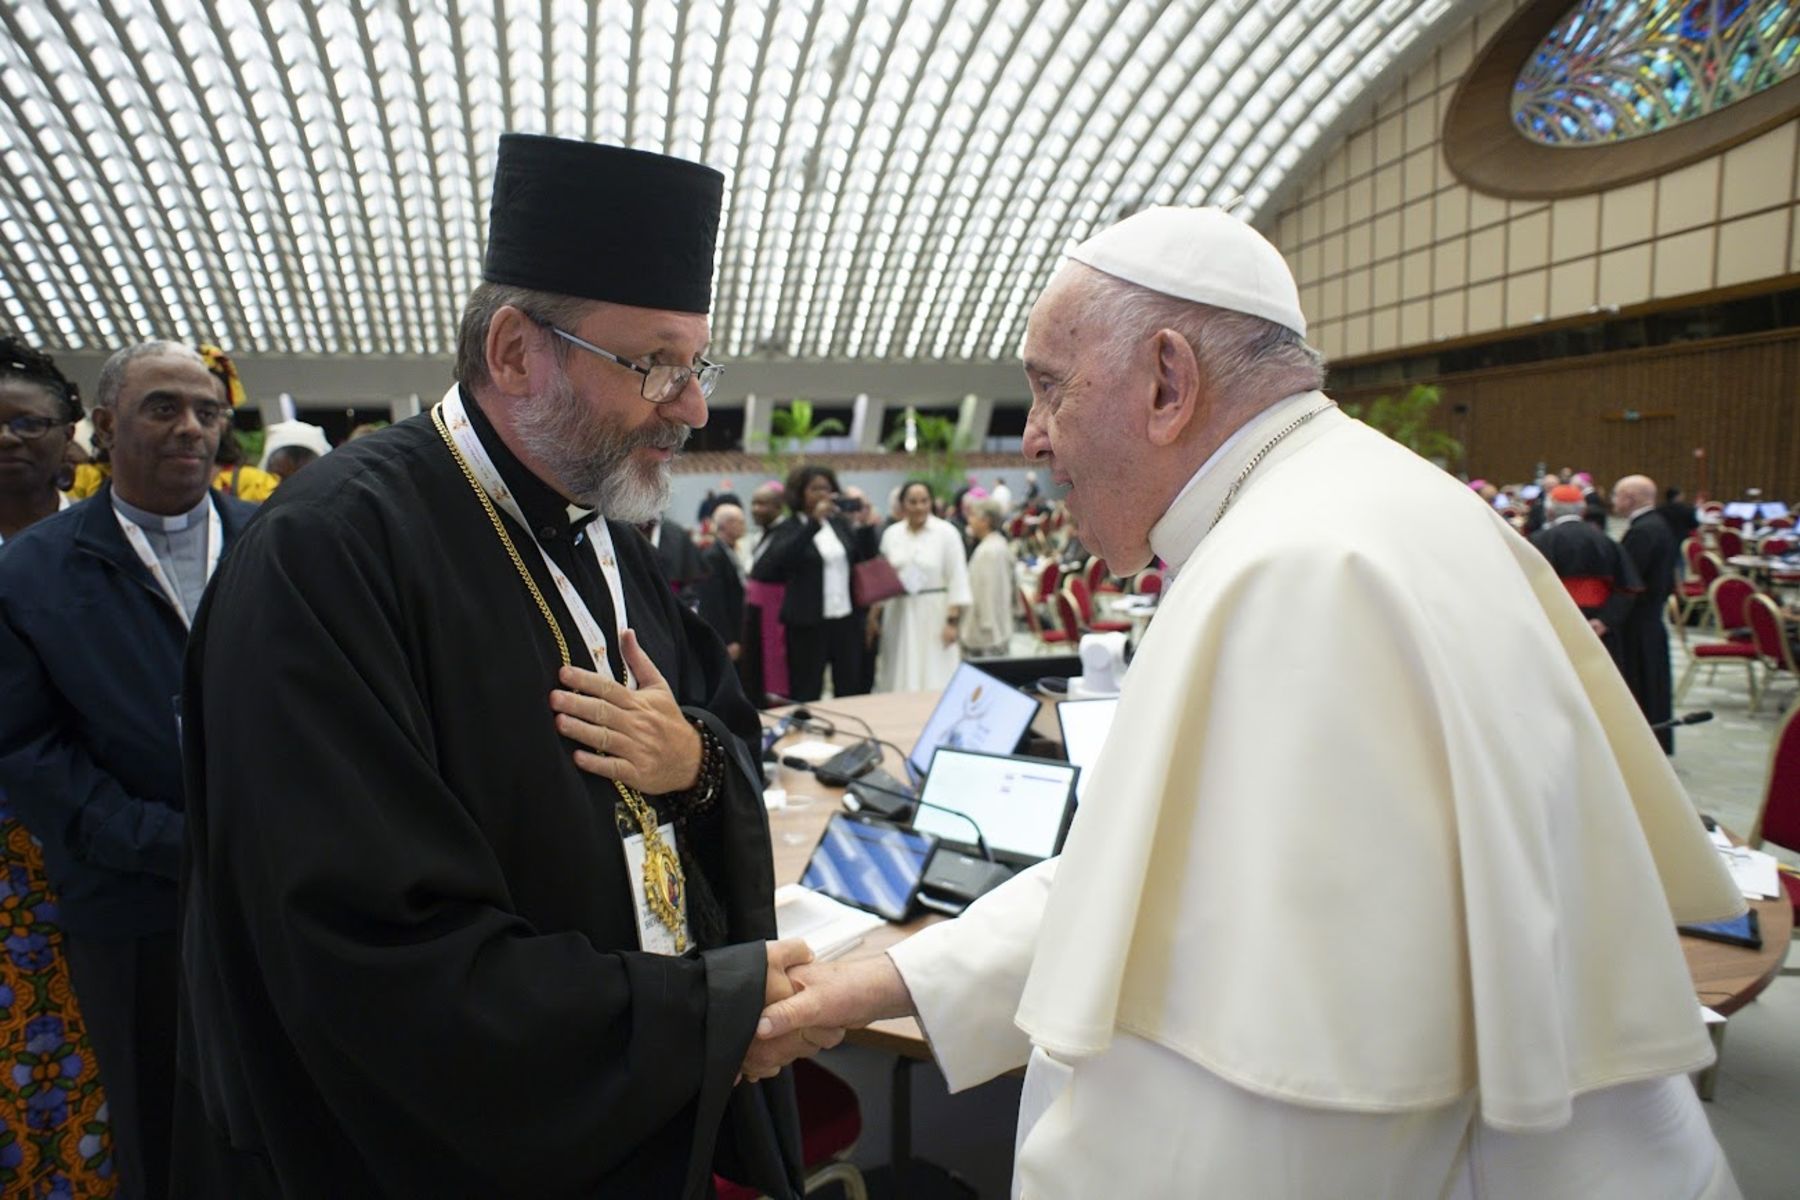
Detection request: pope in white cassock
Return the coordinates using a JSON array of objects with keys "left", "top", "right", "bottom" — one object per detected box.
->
[{"left": 755, "top": 207, "right": 1746, "bottom": 1198}]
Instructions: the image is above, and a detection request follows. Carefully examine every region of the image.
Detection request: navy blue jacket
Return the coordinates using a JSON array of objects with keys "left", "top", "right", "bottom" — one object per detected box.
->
[{"left": 0, "top": 484, "right": 257, "bottom": 938}]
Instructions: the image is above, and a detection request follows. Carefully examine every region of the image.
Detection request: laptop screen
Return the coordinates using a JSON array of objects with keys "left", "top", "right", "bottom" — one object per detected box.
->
[
  {"left": 913, "top": 748, "right": 1078, "bottom": 864},
  {"left": 908, "top": 662, "right": 1041, "bottom": 778},
  {"left": 1724, "top": 502, "right": 1759, "bottom": 520},
  {"left": 1056, "top": 698, "right": 1118, "bottom": 803}
]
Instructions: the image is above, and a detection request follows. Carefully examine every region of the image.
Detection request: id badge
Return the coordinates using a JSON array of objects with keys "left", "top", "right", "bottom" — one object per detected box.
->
[
  {"left": 899, "top": 562, "right": 927, "bottom": 595},
  {"left": 621, "top": 821, "right": 690, "bottom": 955}
]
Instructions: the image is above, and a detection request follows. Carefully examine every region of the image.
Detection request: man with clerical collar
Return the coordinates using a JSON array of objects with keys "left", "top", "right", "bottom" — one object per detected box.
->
[
  {"left": 755, "top": 208, "right": 1744, "bottom": 1197},
  {"left": 173, "top": 135, "right": 816, "bottom": 1198},
  {"left": 0, "top": 339, "right": 258, "bottom": 1200},
  {"left": 1612, "top": 473, "right": 1680, "bottom": 753}
]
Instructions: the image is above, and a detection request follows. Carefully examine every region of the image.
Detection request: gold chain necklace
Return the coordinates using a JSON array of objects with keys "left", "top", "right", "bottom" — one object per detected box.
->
[
  {"left": 432, "top": 405, "right": 688, "bottom": 952},
  {"left": 1212, "top": 401, "right": 1336, "bottom": 528}
]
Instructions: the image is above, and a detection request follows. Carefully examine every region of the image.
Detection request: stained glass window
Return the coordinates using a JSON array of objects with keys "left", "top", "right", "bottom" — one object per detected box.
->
[{"left": 1514, "top": 0, "right": 1800, "bottom": 145}]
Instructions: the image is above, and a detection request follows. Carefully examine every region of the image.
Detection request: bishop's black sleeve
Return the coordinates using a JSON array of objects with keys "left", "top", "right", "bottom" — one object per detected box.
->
[
  {"left": 0, "top": 611, "right": 184, "bottom": 879},
  {"left": 182, "top": 506, "right": 768, "bottom": 1195},
  {"left": 1599, "top": 539, "right": 1643, "bottom": 632}
]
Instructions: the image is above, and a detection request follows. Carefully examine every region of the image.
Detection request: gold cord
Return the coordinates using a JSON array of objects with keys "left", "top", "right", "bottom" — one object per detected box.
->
[{"left": 432, "top": 405, "right": 687, "bottom": 951}]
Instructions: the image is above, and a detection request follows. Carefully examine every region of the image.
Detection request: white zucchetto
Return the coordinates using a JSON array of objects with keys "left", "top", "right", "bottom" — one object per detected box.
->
[{"left": 1069, "top": 206, "right": 1308, "bottom": 337}]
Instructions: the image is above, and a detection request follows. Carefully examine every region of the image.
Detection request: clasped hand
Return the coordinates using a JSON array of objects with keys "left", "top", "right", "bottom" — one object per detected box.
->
[
  {"left": 741, "top": 939, "right": 845, "bottom": 1083},
  {"left": 739, "top": 949, "right": 914, "bottom": 1084}
]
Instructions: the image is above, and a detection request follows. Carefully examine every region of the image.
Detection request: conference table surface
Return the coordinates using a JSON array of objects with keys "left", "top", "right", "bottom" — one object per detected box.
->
[{"left": 767, "top": 690, "right": 1788, "bottom": 1057}]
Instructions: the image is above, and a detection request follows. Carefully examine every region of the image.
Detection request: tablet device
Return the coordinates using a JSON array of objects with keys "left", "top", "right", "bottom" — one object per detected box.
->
[
  {"left": 908, "top": 662, "right": 1041, "bottom": 778},
  {"left": 1056, "top": 697, "right": 1118, "bottom": 804},
  {"left": 800, "top": 812, "right": 935, "bottom": 922},
  {"left": 912, "top": 747, "right": 1079, "bottom": 867},
  {"left": 1678, "top": 909, "right": 1762, "bottom": 950}
]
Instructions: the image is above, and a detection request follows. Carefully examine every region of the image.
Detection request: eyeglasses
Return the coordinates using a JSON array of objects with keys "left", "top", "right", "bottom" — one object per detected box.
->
[
  {"left": 1, "top": 415, "right": 62, "bottom": 440},
  {"left": 548, "top": 327, "right": 723, "bottom": 403}
]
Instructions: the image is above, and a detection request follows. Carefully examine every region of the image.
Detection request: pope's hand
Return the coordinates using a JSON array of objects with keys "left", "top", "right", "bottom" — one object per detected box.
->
[
  {"left": 741, "top": 939, "right": 841, "bottom": 1083},
  {"left": 756, "top": 953, "right": 915, "bottom": 1045},
  {"left": 551, "top": 629, "right": 703, "bottom": 795}
]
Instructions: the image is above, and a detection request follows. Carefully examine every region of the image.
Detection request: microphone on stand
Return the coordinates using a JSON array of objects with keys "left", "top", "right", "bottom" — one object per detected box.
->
[
  {"left": 1648, "top": 711, "right": 1713, "bottom": 733},
  {"left": 764, "top": 693, "right": 924, "bottom": 787}
]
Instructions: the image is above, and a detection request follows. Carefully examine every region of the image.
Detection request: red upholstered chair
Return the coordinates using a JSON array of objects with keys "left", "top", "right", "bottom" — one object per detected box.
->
[
  {"left": 1135, "top": 570, "right": 1164, "bottom": 596},
  {"left": 1036, "top": 561, "right": 1061, "bottom": 606},
  {"left": 1744, "top": 593, "right": 1798, "bottom": 715},
  {"left": 1722, "top": 516, "right": 1747, "bottom": 532},
  {"left": 1020, "top": 586, "right": 1074, "bottom": 649},
  {"left": 1699, "top": 501, "right": 1724, "bottom": 520},
  {"left": 1677, "top": 538, "right": 1709, "bottom": 622},
  {"left": 1065, "top": 576, "right": 1131, "bottom": 634},
  {"left": 1087, "top": 557, "right": 1121, "bottom": 594},
  {"left": 1758, "top": 535, "right": 1794, "bottom": 558},
  {"left": 1769, "top": 515, "right": 1796, "bottom": 530},
  {"left": 1719, "top": 528, "right": 1746, "bottom": 558},
  {"left": 1678, "top": 577, "right": 1761, "bottom": 705},
  {"left": 1052, "top": 590, "right": 1084, "bottom": 644},
  {"left": 714, "top": 1060, "right": 867, "bottom": 1200},
  {"left": 1666, "top": 595, "right": 1691, "bottom": 661},
  {"left": 1746, "top": 704, "right": 1800, "bottom": 934}
]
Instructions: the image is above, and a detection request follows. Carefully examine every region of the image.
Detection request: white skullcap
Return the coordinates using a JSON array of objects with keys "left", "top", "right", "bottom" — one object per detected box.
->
[
  {"left": 1068, "top": 206, "right": 1307, "bottom": 337},
  {"left": 260, "top": 419, "right": 332, "bottom": 468}
]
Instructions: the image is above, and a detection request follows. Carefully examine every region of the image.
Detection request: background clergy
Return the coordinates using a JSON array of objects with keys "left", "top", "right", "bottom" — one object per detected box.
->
[
  {"left": 757, "top": 207, "right": 1745, "bottom": 1198},
  {"left": 174, "top": 136, "right": 820, "bottom": 1198}
]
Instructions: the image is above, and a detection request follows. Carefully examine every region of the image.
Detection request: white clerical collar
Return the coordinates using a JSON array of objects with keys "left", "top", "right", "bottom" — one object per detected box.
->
[
  {"left": 1148, "top": 390, "right": 1334, "bottom": 573},
  {"left": 568, "top": 501, "right": 594, "bottom": 525},
  {"left": 1551, "top": 513, "right": 1585, "bottom": 526},
  {"left": 112, "top": 488, "right": 212, "bottom": 533}
]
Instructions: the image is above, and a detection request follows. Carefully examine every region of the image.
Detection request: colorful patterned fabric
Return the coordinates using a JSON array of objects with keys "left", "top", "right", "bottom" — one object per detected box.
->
[{"left": 0, "top": 800, "right": 114, "bottom": 1198}]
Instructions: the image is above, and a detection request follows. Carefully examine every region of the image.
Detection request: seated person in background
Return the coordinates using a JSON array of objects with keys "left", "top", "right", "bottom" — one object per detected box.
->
[
  {"left": 264, "top": 443, "right": 318, "bottom": 481},
  {"left": 1657, "top": 485, "right": 1700, "bottom": 542},
  {"left": 1530, "top": 483, "right": 1641, "bottom": 668},
  {"left": 754, "top": 206, "right": 1742, "bottom": 1199},
  {"left": 961, "top": 496, "right": 1015, "bottom": 658}
]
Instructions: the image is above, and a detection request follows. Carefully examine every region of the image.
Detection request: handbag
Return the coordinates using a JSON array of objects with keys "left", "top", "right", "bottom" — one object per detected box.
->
[{"left": 852, "top": 555, "right": 907, "bottom": 608}]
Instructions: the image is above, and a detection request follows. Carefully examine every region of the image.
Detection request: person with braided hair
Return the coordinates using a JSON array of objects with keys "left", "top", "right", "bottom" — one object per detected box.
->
[{"left": 0, "top": 335, "right": 118, "bottom": 1197}]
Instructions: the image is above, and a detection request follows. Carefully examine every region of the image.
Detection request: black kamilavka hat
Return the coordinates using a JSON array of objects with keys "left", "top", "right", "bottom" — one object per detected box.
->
[{"left": 482, "top": 134, "right": 725, "bottom": 315}]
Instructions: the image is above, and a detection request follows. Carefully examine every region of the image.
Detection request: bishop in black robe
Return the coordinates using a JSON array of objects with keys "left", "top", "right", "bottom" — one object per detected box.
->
[
  {"left": 1529, "top": 516, "right": 1642, "bottom": 670},
  {"left": 172, "top": 393, "right": 804, "bottom": 1197},
  {"left": 1620, "top": 507, "right": 1680, "bottom": 752}
]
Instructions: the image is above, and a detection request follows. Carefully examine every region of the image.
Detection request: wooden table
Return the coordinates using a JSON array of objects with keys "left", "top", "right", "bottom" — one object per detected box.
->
[{"left": 767, "top": 691, "right": 1786, "bottom": 1056}]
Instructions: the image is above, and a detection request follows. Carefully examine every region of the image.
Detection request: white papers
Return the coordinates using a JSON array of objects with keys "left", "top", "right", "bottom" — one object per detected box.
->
[
  {"left": 1718, "top": 846, "right": 1782, "bottom": 900},
  {"left": 774, "top": 884, "right": 885, "bottom": 961},
  {"left": 1707, "top": 827, "right": 1733, "bottom": 850},
  {"left": 780, "top": 739, "right": 845, "bottom": 766}
]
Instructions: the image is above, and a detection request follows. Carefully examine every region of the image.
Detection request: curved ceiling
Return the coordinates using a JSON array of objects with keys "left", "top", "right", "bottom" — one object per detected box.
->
[{"left": 0, "top": 0, "right": 1472, "bottom": 365}]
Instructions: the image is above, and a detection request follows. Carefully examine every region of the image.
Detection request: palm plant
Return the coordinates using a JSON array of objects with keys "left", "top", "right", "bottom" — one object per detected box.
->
[{"left": 1342, "top": 384, "right": 1463, "bottom": 469}]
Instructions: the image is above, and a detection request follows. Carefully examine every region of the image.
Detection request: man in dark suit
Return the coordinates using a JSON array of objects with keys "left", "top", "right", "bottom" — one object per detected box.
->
[
  {"left": 1655, "top": 485, "right": 1700, "bottom": 543},
  {"left": 1614, "top": 474, "right": 1680, "bottom": 753},
  {"left": 695, "top": 502, "right": 747, "bottom": 665},
  {"left": 0, "top": 341, "right": 259, "bottom": 1200},
  {"left": 645, "top": 514, "right": 707, "bottom": 608},
  {"left": 1530, "top": 484, "right": 1640, "bottom": 670}
]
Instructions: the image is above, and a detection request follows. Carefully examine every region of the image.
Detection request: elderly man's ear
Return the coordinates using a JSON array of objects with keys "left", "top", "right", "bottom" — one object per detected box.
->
[{"left": 1146, "top": 328, "right": 1202, "bottom": 447}]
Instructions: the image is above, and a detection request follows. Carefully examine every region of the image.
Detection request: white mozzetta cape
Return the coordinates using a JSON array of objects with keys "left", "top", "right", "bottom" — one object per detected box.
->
[{"left": 1011, "top": 392, "right": 1740, "bottom": 1134}]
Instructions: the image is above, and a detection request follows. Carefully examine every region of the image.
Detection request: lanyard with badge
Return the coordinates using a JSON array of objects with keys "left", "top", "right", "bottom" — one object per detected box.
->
[
  {"left": 113, "top": 498, "right": 222, "bottom": 629},
  {"left": 431, "top": 386, "right": 689, "bottom": 954}
]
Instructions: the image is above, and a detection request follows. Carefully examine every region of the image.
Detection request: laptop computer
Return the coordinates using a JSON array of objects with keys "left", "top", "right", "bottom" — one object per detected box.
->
[
  {"left": 907, "top": 662, "right": 1042, "bottom": 780},
  {"left": 1055, "top": 697, "right": 1118, "bottom": 804},
  {"left": 909, "top": 747, "right": 1080, "bottom": 912},
  {"left": 910, "top": 747, "right": 1079, "bottom": 868}
]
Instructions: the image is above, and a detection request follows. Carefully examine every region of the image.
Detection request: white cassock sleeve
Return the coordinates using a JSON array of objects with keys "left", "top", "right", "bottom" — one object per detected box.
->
[{"left": 886, "top": 859, "right": 1055, "bottom": 1092}]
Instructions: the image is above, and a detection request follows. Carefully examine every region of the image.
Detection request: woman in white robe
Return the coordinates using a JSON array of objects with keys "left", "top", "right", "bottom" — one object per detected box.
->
[
  {"left": 961, "top": 497, "right": 1015, "bottom": 658},
  {"left": 874, "top": 481, "right": 973, "bottom": 692}
]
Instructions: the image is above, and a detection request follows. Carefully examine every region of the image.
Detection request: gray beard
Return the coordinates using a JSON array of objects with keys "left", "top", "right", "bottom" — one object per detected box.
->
[{"left": 511, "top": 370, "right": 688, "bottom": 524}]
